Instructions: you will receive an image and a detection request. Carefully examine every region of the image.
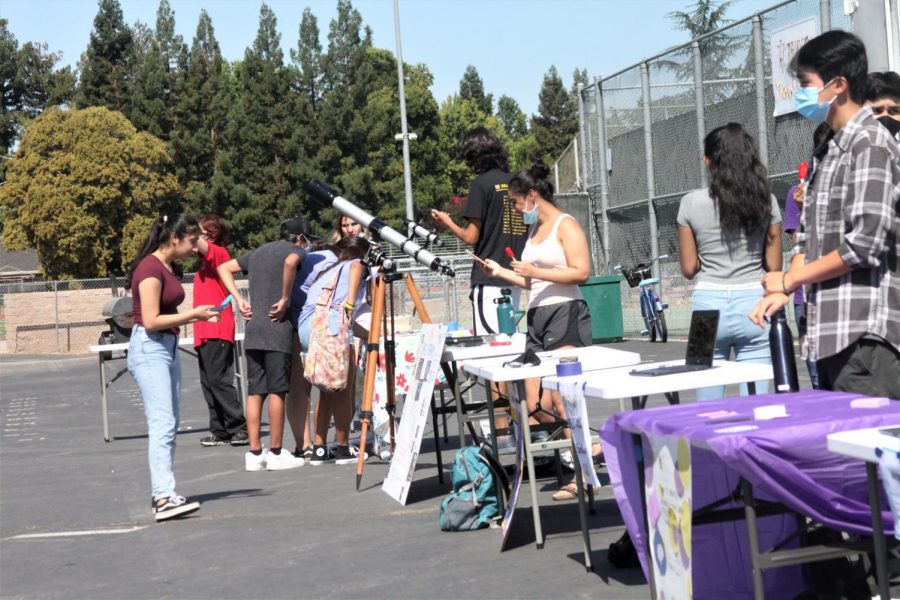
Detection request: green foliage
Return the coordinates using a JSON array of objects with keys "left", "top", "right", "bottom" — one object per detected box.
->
[
  {"left": 459, "top": 65, "right": 492, "bottom": 115},
  {"left": 170, "top": 9, "right": 230, "bottom": 209},
  {"left": 531, "top": 65, "right": 578, "bottom": 164},
  {"left": 76, "top": 0, "right": 133, "bottom": 112},
  {"left": 1, "top": 107, "right": 178, "bottom": 279},
  {"left": 497, "top": 95, "right": 527, "bottom": 140},
  {"left": 128, "top": 0, "right": 186, "bottom": 140}
]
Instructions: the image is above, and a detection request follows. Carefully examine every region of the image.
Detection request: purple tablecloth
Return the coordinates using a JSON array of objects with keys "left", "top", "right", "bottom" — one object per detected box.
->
[{"left": 601, "top": 389, "right": 900, "bottom": 599}]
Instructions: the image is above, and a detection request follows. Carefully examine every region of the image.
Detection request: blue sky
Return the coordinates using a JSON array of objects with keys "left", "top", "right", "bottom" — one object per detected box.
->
[{"left": 2, "top": 0, "right": 775, "bottom": 116}]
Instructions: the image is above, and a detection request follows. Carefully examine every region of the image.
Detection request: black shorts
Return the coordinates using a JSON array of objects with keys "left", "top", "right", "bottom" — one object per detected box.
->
[
  {"left": 245, "top": 349, "right": 292, "bottom": 396},
  {"left": 525, "top": 300, "right": 592, "bottom": 353}
]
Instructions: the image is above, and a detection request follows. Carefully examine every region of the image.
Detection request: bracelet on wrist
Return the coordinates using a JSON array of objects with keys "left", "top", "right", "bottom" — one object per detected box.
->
[
  {"left": 342, "top": 302, "right": 356, "bottom": 311},
  {"left": 782, "top": 272, "right": 793, "bottom": 295}
]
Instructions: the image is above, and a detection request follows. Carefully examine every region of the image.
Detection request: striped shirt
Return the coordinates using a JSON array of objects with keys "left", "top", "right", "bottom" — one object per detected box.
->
[{"left": 794, "top": 106, "right": 900, "bottom": 361}]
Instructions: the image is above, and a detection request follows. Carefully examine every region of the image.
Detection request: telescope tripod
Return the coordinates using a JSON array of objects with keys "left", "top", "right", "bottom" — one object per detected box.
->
[{"left": 355, "top": 269, "right": 455, "bottom": 489}]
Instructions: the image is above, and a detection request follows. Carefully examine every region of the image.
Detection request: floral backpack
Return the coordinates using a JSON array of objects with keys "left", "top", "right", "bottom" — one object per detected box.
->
[{"left": 303, "top": 264, "right": 350, "bottom": 391}]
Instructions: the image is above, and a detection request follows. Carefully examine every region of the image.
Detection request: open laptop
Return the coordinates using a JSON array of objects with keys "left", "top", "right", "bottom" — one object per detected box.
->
[{"left": 629, "top": 310, "right": 720, "bottom": 377}]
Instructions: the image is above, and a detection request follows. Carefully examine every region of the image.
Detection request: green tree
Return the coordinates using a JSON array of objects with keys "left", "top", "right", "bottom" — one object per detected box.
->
[
  {"left": 497, "top": 95, "right": 527, "bottom": 140},
  {"left": 291, "top": 7, "right": 323, "bottom": 109},
  {"left": 129, "top": 0, "right": 186, "bottom": 139},
  {"left": 1, "top": 20, "right": 21, "bottom": 156},
  {"left": 1, "top": 107, "right": 179, "bottom": 278},
  {"left": 437, "top": 94, "right": 493, "bottom": 196},
  {"left": 170, "top": 9, "right": 231, "bottom": 210},
  {"left": 322, "top": 0, "right": 370, "bottom": 94},
  {"left": 76, "top": 0, "right": 133, "bottom": 111},
  {"left": 531, "top": 65, "right": 577, "bottom": 163},
  {"left": 663, "top": 0, "right": 749, "bottom": 99},
  {"left": 459, "top": 64, "right": 492, "bottom": 115},
  {"left": 219, "top": 3, "right": 295, "bottom": 251}
]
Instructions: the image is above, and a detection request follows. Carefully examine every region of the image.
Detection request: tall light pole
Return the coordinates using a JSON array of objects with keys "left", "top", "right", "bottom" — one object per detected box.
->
[{"left": 393, "top": 0, "right": 415, "bottom": 221}]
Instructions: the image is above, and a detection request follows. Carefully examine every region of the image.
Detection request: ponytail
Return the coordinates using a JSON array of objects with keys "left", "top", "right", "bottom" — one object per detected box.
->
[{"left": 125, "top": 213, "right": 199, "bottom": 290}]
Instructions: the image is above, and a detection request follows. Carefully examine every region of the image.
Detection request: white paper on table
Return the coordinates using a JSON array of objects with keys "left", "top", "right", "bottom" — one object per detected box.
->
[{"left": 558, "top": 378, "right": 601, "bottom": 489}]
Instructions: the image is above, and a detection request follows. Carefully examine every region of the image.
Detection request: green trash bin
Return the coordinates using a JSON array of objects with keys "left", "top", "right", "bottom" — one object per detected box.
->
[{"left": 579, "top": 274, "right": 625, "bottom": 343}]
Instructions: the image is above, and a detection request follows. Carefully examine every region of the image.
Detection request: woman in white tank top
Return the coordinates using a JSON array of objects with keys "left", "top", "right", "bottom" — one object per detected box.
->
[{"left": 483, "top": 160, "right": 595, "bottom": 500}]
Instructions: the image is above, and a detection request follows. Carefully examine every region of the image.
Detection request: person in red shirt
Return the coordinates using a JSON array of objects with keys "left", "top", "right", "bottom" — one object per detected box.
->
[{"left": 193, "top": 214, "right": 248, "bottom": 446}]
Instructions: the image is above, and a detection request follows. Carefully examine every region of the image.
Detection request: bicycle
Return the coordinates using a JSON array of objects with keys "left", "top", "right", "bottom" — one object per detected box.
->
[{"left": 614, "top": 254, "right": 669, "bottom": 343}]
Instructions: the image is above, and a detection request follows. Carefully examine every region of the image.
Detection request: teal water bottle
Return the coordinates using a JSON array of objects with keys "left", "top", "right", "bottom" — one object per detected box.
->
[{"left": 494, "top": 288, "right": 516, "bottom": 335}]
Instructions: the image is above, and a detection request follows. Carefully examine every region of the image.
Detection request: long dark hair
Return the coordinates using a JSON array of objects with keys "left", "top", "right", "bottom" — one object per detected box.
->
[
  {"left": 509, "top": 158, "right": 555, "bottom": 202},
  {"left": 704, "top": 124, "right": 771, "bottom": 237},
  {"left": 125, "top": 214, "right": 200, "bottom": 290},
  {"left": 458, "top": 127, "right": 509, "bottom": 174},
  {"left": 335, "top": 235, "right": 369, "bottom": 261}
]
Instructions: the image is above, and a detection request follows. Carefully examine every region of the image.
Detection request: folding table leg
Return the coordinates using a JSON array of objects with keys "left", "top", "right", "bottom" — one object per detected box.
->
[
  {"left": 866, "top": 462, "right": 891, "bottom": 600},
  {"left": 570, "top": 440, "right": 594, "bottom": 571},
  {"left": 517, "top": 381, "right": 544, "bottom": 549},
  {"left": 431, "top": 393, "right": 444, "bottom": 484},
  {"left": 740, "top": 479, "right": 766, "bottom": 600},
  {"left": 99, "top": 356, "right": 110, "bottom": 442}
]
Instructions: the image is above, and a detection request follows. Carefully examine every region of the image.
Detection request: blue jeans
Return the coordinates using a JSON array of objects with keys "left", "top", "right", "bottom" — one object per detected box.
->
[
  {"left": 692, "top": 288, "right": 771, "bottom": 401},
  {"left": 128, "top": 325, "right": 181, "bottom": 501}
]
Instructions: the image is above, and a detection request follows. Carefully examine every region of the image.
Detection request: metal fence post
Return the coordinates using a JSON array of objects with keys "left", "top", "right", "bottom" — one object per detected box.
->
[
  {"left": 576, "top": 83, "right": 590, "bottom": 190},
  {"left": 753, "top": 15, "right": 769, "bottom": 169},
  {"left": 692, "top": 41, "right": 709, "bottom": 188},
  {"left": 593, "top": 75, "right": 611, "bottom": 271},
  {"left": 54, "top": 281, "right": 61, "bottom": 353},
  {"left": 640, "top": 62, "right": 660, "bottom": 279},
  {"left": 820, "top": 0, "right": 831, "bottom": 31},
  {"left": 573, "top": 136, "right": 580, "bottom": 189},
  {"left": 553, "top": 162, "right": 560, "bottom": 193}
]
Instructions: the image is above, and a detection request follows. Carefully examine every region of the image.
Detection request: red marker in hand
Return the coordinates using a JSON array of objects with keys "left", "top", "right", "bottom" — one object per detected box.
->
[
  {"left": 505, "top": 246, "right": 516, "bottom": 260},
  {"left": 798, "top": 161, "right": 809, "bottom": 180}
]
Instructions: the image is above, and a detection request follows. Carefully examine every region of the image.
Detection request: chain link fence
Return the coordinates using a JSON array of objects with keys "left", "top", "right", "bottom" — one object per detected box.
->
[
  {"left": 0, "top": 259, "right": 484, "bottom": 355},
  {"left": 570, "top": 0, "right": 851, "bottom": 336}
]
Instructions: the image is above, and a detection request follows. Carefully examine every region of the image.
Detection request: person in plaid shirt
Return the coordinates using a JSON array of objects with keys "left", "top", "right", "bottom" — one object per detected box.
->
[{"left": 750, "top": 31, "right": 900, "bottom": 398}]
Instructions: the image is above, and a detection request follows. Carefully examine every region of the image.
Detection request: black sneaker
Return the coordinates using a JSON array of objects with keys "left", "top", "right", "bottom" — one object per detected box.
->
[
  {"left": 333, "top": 444, "right": 368, "bottom": 465},
  {"left": 201, "top": 434, "right": 230, "bottom": 446},
  {"left": 293, "top": 446, "right": 313, "bottom": 460},
  {"left": 153, "top": 495, "right": 200, "bottom": 522},
  {"left": 309, "top": 445, "right": 334, "bottom": 466},
  {"left": 229, "top": 431, "right": 249, "bottom": 446}
]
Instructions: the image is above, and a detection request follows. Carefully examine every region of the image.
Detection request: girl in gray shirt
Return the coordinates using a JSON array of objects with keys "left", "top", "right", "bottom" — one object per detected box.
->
[{"left": 677, "top": 123, "right": 783, "bottom": 400}]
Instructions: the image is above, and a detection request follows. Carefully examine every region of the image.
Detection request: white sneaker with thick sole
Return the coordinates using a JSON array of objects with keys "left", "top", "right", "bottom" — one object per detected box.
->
[
  {"left": 245, "top": 448, "right": 268, "bottom": 471},
  {"left": 266, "top": 449, "right": 305, "bottom": 470}
]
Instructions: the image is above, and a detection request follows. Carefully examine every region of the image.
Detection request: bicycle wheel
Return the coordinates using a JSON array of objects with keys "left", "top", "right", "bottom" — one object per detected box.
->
[
  {"left": 648, "top": 313, "right": 657, "bottom": 342},
  {"left": 653, "top": 311, "right": 668, "bottom": 343}
]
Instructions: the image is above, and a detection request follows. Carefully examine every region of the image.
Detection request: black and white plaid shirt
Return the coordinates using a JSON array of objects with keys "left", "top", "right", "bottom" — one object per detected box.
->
[{"left": 795, "top": 106, "right": 900, "bottom": 361}]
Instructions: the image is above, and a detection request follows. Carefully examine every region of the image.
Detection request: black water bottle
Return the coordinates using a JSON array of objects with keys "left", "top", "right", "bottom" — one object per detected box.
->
[{"left": 769, "top": 309, "right": 799, "bottom": 393}]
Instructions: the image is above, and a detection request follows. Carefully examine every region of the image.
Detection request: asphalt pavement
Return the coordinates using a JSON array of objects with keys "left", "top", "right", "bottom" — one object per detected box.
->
[{"left": 0, "top": 338, "right": 804, "bottom": 599}]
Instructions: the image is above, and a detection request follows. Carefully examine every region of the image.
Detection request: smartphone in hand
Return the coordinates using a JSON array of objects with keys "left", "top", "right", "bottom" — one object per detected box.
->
[
  {"left": 464, "top": 250, "right": 488, "bottom": 268},
  {"left": 211, "top": 294, "right": 233, "bottom": 312}
]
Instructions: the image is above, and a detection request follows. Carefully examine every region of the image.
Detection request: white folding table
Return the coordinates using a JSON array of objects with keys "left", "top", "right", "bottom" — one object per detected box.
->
[
  {"left": 827, "top": 426, "right": 900, "bottom": 600},
  {"left": 87, "top": 333, "right": 246, "bottom": 442},
  {"left": 543, "top": 359, "right": 774, "bottom": 408},
  {"left": 462, "top": 345, "right": 641, "bottom": 568}
]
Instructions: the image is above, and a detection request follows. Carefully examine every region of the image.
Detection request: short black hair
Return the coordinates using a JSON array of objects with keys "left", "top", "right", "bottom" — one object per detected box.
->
[
  {"left": 866, "top": 71, "right": 900, "bottom": 104},
  {"left": 790, "top": 31, "right": 868, "bottom": 104}
]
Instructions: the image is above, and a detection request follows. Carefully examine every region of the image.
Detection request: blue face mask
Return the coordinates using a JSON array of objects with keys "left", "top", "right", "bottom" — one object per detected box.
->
[
  {"left": 795, "top": 79, "right": 835, "bottom": 121},
  {"left": 522, "top": 197, "right": 538, "bottom": 225}
]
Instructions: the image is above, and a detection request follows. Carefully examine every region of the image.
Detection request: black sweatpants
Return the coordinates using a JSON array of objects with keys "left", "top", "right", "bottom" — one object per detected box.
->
[
  {"left": 816, "top": 336, "right": 900, "bottom": 400},
  {"left": 197, "top": 340, "right": 247, "bottom": 438}
]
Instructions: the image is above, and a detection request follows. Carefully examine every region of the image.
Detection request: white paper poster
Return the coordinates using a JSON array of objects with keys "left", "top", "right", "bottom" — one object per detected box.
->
[
  {"left": 382, "top": 324, "right": 447, "bottom": 504},
  {"left": 769, "top": 17, "right": 819, "bottom": 117},
  {"left": 644, "top": 434, "right": 693, "bottom": 599},
  {"left": 558, "top": 378, "right": 601, "bottom": 489}
]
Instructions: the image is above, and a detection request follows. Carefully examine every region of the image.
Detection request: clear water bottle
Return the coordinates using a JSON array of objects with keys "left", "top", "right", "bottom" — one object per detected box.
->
[{"left": 769, "top": 309, "right": 799, "bottom": 393}]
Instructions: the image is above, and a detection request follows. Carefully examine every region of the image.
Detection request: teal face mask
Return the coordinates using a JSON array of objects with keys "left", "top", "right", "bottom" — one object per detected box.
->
[
  {"left": 522, "top": 198, "right": 538, "bottom": 225},
  {"left": 795, "top": 78, "right": 836, "bottom": 121}
]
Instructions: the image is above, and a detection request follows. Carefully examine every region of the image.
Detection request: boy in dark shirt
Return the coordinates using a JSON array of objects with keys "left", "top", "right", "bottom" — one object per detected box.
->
[
  {"left": 219, "top": 218, "right": 316, "bottom": 470},
  {"left": 432, "top": 127, "right": 528, "bottom": 334}
]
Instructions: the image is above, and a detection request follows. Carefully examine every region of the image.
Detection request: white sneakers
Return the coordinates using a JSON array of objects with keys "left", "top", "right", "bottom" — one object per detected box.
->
[{"left": 245, "top": 447, "right": 305, "bottom": 471}]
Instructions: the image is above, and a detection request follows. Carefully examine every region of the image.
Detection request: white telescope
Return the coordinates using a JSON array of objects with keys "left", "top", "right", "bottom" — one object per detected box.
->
[
  {"left": 406, "top": 220, "right": 443, "bottom": 247},
  {"left": 306, "top": 181, "right": 455, "bottom": 278}
]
